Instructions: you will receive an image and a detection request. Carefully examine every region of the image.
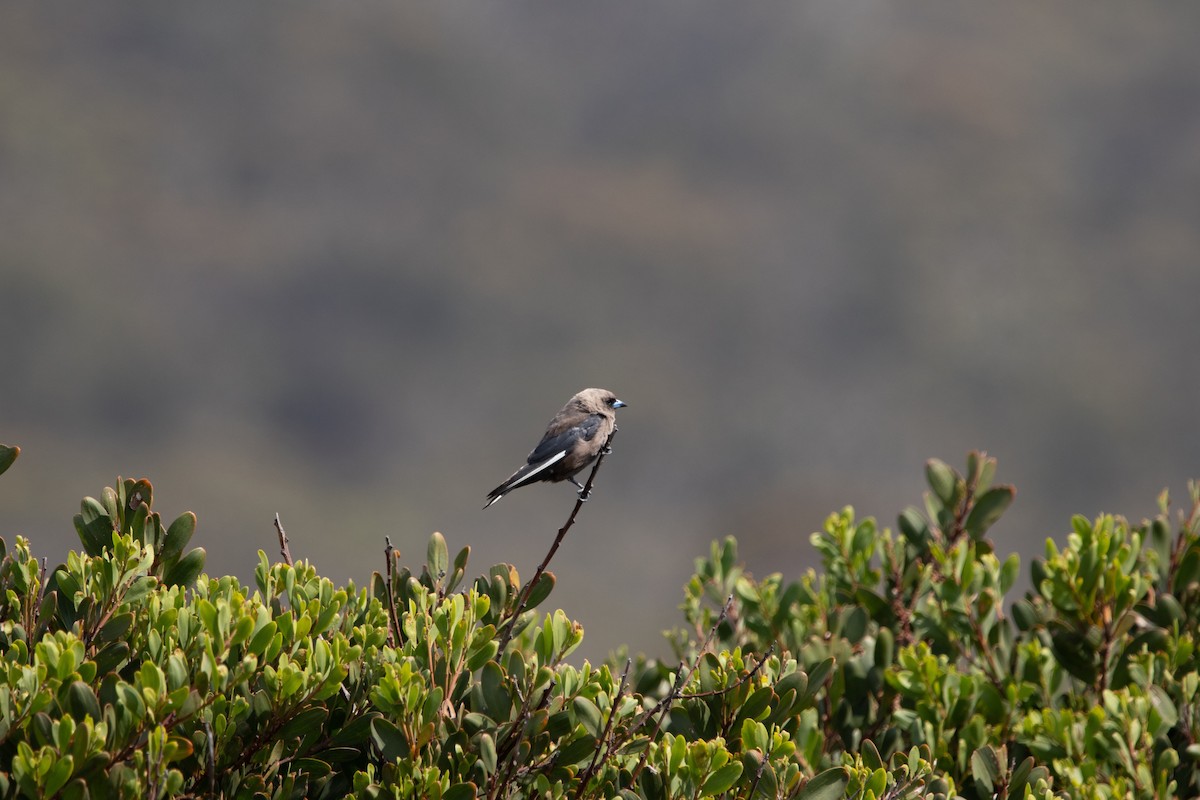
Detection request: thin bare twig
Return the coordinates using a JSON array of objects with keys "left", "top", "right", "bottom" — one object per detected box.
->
[
  {"left": 273, "top": 513, "right": 293, "bottom": 566},
  {"left": 497, "top": 430, "right": 617, "bottom": 651}
]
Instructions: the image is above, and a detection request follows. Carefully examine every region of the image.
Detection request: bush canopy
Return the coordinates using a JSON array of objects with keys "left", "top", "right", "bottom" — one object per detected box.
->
[{"left": 0, "top": 444, "right": 1197, "bottom": 799}]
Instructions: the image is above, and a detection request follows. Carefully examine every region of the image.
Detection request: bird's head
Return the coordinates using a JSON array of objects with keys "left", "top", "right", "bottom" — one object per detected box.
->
[{"left": 575, "top": 388, "right": 627, "bottom": 414}]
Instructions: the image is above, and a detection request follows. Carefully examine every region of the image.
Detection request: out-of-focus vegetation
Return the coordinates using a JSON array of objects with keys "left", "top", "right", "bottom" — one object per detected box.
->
[{"left": 3, "top": 5, "right": 1200, "bottom": 658}]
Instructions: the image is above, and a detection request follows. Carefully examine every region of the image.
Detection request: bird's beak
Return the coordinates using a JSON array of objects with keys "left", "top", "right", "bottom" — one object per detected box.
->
[{"left": 613, "top": 399, "right": 627, "bottom": 408}]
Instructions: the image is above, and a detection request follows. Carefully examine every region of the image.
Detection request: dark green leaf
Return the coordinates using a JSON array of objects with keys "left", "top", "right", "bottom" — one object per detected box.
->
[
  {"left": 443, "top": 784, "right": 477, "bottom": 800},
  {"left": 860, "top": 738, "right": 883, "bottom": 771},
  {"left": 94, "top": 641, "right": 130, "bottom": 675},
  {"left": 840, "top": 606, "right": 868, "bottom": 644},
  {"left": 0, "top": 444, "right": 19, "bottom": 477},
  {"left": 555, "top": 733, "right": 597, "bottom": 765},
  {"left": 479, "top": 732, "right": 497, "bottom": 774},
  {"left": 427, "top": 531, "right": 449, "bottom": 580},
  {"left": 795, "top": 767, "right": 847, "bottom": 800},
  {"left": 873, "top": 628, "right": 894, "bottom": 670},
  {"left": 970, "top": 746, "right": 1001, "bottom": 792},
  {"left": 330, "top": 712, "right": 382, "bottom": 747},
  {"left": 1049, "top": 625, "right": 1096, "bottom": 684},
  {"left": 524, "top": 571, "right": 556, "bottom": 610},
  {"left": 96, "top": 613, "right": 134, "bottom": 644},
  {"left": 898, "top": 506, "right": 929, "bottom": 546},
  {"left": 280, "top": 707, "right": 328, "bottom": 740},
  {"left": 161, "top": 512, "right": 197, "bottom": 567},
  {"left": 66, "top": 681, "right": 102, "bottom": 722},
  {"left": 74, "top": 510, "right": 114, "bottom": 557},
  {"left": 573, "top": 696, "right": 602, "bottom": 737},
  {"left": 854, "top": 588, "right": 893, "bottom": 624},
  {"left": 803, "top": 658, "right": 834, "bottom": 699},
  {"left": 925, "top": 459, "right": 959, "bottom": 506},
  {"left": 293, "top": 758, "right": 332, "bottom": 778},
  {"left": 964, "top": 486, "right": 1015, "bottom": 539},
  {"left": 164, "top": 548, "right": 206, "bottom": 588},
  {"left": 1009, "top": 756, "right": 1035, "bottom": 797},
  {"left": 370, "top": 717, "right": 408, "bottom": 762},
  {"left": 700, "top": 762, "right": 743, "bottom": 796}
]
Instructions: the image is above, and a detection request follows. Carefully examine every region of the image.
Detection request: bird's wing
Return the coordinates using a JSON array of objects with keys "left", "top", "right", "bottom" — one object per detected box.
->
[
  {"left": 484, "top": 449, "right": 568, "bottom": 507},
  {"left": 526, "top": 414, "right": 603, "bottom": 466}
]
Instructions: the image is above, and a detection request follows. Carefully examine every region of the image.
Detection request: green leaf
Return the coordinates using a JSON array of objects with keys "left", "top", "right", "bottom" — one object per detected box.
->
[
  {"left": 925, "top": 459, "right": 959, "bottom": 506},
  {"left": 479, "top": 733, "right": 497, "bottom": 774},
  {"left": 999, "top": 553, "right": 1020, "bottom": 595},
  {"left": 873, "top": 627, "right": 894, "bottom": 670},
  {"left": 94, "top": 641, "right": 130, "bottom": 675},
  {"left": 161, "top": 512, "right": 196, "bottom": 566},
  {"left": 293, "top": 758, "right": 332, "bottom": 778},
  {"left": 124, "top": 576, "right": 157, "bottom": 606},
  {"left": 860, "top": 738, "right": 883, "bottom": 771},
  {"left": 554, "top": 733, "right": 597, "bottom": 765},
  {"left": 734, "top": 686, "right": 774, "bottom": 726},
  {"left": 427, "top": 531, "right": 449, "bottom": 580},
  {"left": 795, "top": 767, "right": 848, "bottom": 800},
  {"left": 330, "top": 712, "right": 382, "bottom": 747},
  {"left": 1049, "top": 625, "right": 1097, "bottom": 684},
  {"left": 854, "top": 588, "right": 892, "bottom": 624},
  {"left": 443, "top": 784, "right": 478, "bottom": 800},
  {"left": 370, "top": 717, "right": 408, "bottom": 762},
  {"left": 803, "top": 658, "right": 834, "bottom": 699},
  {"left": 43, "top": 755, "right": 74, "bottom": 798},
  {"left": 964, "top": 486, "right": 1015, "bottom": 539},
  {"left": 125, "top": 478, "right": 153, "bottom": 516},
  {"left": 1011, "top": 599, "right": 1038, "bottom": 631},
  {"left": 701, "top": 762, "right": 743, "bottom": 796},
  {"left": 898, "top": 507, "right": 929, "bottom": 546},
  {"left": 840, "top": 606, "right": 868, "bottom": 644},
  {"left": 1009, "top": 756, "right": 1035, "bottom": 797},
  {"left": 524, "top": 571, "right": 556, "bottom": 610},
  {"left": 971, "top": 746, "right": 1001, "bottom": 792},
  {"left": 96, "top": 613, "right": 134, "bottom": 644},
  {"left": 66, "top": 681, "right": 102, "bottom": 722},
  {"left": 774, "top": 670, "right": 808, "bottom": 702},
  {"left": 0, "top": 444, "right": 19, "bottom": 477},
  {"left": 280, "top": 707, "right": 328, "bottom": 740},
  {"left": 164, "top": 548, "right": 206, "bottom": 588},
  {"left": 573, "top": 697, "right": 602, "bottom": 737},
  {"left": 480, "top": 661, "right": 512, "bottom": 721},
  {"left": 248, "top": 621, "right": 278, "bottom": 657},
  {"left": 1148, "top": 685, "right": 1178, "bottom": 736},
  {"left": 74, "top": 506, "right": 114, "bottom": 557}
]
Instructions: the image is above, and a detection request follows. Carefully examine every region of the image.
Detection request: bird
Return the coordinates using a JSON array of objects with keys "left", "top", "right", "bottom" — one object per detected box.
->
[{"left": 484, "top": 388, "right": 626, "bottom": 509}]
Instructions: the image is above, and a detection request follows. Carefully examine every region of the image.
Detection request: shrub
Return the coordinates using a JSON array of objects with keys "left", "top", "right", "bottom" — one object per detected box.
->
[{"left": 0, "top": 443, "right": 1196, "bottom": 799}]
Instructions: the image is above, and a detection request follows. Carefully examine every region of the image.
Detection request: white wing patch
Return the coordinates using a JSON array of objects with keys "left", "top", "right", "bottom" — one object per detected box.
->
[{"left": 509, "top": 450, "right": 567, "bottom": 488}]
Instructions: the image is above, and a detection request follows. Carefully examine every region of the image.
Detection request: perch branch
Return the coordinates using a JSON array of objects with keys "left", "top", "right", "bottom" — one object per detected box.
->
[
  {"left": 273, "top": 513, "right": 293, "bottom": 566},
  {"left": 497, "top": 429, "right": 617, "bottom": 651}
]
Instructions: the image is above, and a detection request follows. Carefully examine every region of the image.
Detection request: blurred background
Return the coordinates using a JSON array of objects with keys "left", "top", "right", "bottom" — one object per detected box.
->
[{"left": 2, "top": 4, "right": 1198, "bottom": 661}]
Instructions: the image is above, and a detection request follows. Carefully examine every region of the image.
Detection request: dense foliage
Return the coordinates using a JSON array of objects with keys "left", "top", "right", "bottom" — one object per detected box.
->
[{"left": 0, "top": 443, "right": 1197, "bottom": 799}]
